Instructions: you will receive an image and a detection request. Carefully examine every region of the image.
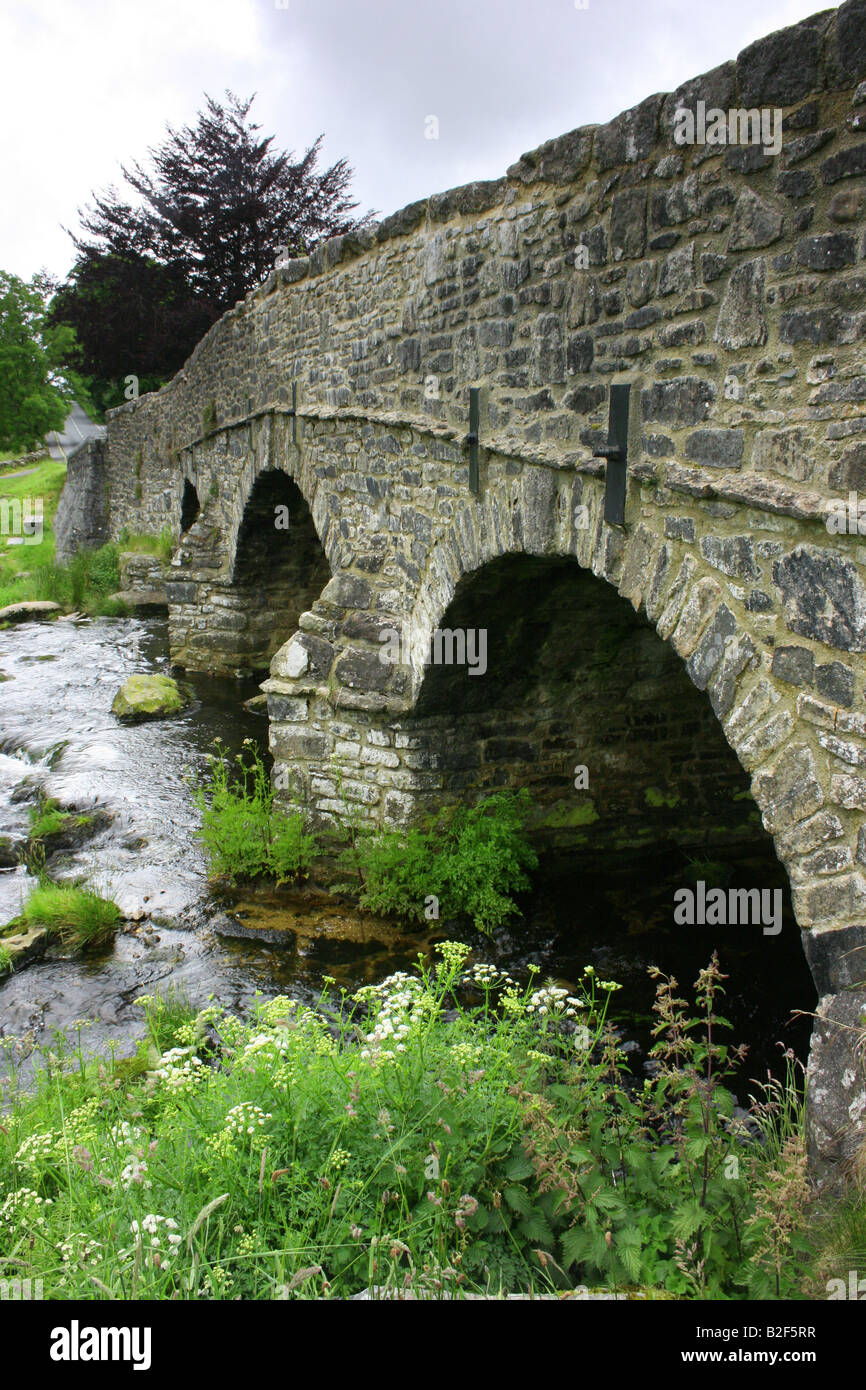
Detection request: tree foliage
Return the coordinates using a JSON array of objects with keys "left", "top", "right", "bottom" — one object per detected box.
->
[
  {"left": 48, "top": 254, "right": 213, "bottom": 417},
  {"left": 49, "top": 92, "right": 371, "bottom": 413},
  {"left": 0, "top": 272, "right": 71, "bottom": 451}
]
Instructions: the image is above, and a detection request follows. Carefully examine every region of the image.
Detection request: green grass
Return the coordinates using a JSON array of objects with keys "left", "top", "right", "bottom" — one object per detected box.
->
[
  {"left": 0, "top": 457, "right": 67, "bottom": 607},
  {"left": 117, "top": 527, "right": 174, "bottom": 563},
  {"left": 33, "top": 545, "right": 123, "bottom": 615},
  {"left": 28, "top": 798, "right": 75, "bottom": 842},
  {"left": 192, "top": 740, "right": 317, "bottom": 886},
  {"left": 0, "top": 460, "right": 127, "bottom": 615},
  {"left": 143, "top": 984, "right": 196, "bottom": 1054},
  {"left": 810, "top": 1185, "right": 866, "bottom": 1296},
  {"left": 5, "top": 881, "right": 120, "bottom": 951},
  {"left": 24, "top": 799, "right": 94, "bottom": 873}
]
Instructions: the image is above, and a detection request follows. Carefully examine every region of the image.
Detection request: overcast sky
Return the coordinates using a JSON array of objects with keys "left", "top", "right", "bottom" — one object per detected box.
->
[{"left": 2, "top": 0, "right": 829, "bottom": 283}]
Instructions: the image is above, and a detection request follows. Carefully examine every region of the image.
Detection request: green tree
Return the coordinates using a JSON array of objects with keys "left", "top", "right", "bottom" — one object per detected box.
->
[
  {"left": 49, "top": 91, "right": 372, "bottom": 411},
  {"left": 48, "top": 253, "right": 214, "bottom": 416},
  {"left": 0, "top": 272, "right": 70, "bottom": 451}
]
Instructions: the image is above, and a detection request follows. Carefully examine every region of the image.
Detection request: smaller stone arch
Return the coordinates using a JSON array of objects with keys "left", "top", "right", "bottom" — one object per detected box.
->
[
  {"left": 223, "top": 466, "right": 331, "bottom": 673},
  {"left": 167, "top": 418, "right": 336, "bottom": 677}
]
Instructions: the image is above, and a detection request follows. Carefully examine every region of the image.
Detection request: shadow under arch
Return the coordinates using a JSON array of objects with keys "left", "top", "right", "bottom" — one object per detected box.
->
[
  {"left": 412, "top": 551, "right": 764, "bottom": 861},
  {"left": 227, "top": 467, "right": 331, "bottom": 673},
  {"left": 402, "top": 549, "right": 816, "bottom": 1078},
  {"left": 180, "top": 479, "right": 201, "bottom": 535}
]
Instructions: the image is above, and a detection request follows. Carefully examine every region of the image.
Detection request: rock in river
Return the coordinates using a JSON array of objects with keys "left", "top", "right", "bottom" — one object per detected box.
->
[
  {"left": 0, "top": 925, "right": 51, "bottom": 973},
  {"left": 111, "top": 673, "right": 187, "bottom": 723},
  {"left": 0, "top": 600, "right": 61, "bottom": 623}
]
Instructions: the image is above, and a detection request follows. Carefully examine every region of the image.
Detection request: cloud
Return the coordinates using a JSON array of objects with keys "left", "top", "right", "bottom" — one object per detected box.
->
[{"left": 1, "top": 0, "right": 828, "bottom": 282}]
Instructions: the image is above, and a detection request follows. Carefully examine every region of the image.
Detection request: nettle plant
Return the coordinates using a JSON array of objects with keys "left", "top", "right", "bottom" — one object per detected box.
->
[{"left": 519, "top": 954, "right": 811, "bottom": 1298}]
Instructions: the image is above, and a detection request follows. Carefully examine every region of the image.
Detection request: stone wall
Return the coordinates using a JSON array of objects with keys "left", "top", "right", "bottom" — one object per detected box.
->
[
  {"left": 66, "top": 2, "right": 866, "bottom": 1179},
  {"left": 54, "top": 439, "right": 109, "bottom": 563}
]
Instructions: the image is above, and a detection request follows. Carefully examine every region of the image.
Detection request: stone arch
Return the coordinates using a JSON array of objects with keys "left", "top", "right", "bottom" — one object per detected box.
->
[
  {"left": 221, "top": 415, "right": 347, "bottom": 581},
  {"left": 405, "top": 454, "right": 866, "bottom": 974},
  {"left": 231, "top": 466, "right": 331, "bottom": 667},
  {"left": 168, "top": 420, "right": 334, "bottom": 676},
  {"left": 408, "top": 546, "right": 772, "bottom": 877}
]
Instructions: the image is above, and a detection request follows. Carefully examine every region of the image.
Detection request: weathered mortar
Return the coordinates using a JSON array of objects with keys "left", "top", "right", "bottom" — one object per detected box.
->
[{"left": 61, "top": 1, "right": 866, "bottom": 1180}]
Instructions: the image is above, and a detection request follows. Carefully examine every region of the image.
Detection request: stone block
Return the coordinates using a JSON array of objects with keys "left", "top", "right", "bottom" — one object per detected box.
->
[
  {"left": 267, "top": 695, "right": 310, "bottom": 722},
  {"left": 774, "top": 547, "right": 866, "bottom": 653},
  {"left": 830, "top": 774, "right": 866, "bottom": 809},
  {"left": 736, "top": 708, "right": 794, "bottom": 772},
  {"left": 771, "top": 645, "right": 815, "bottom": 687},
  {"left": 727, "top": 189, "right": 784, "bottom": 251},
  {"left": 753, "top": 743, "right": 824, "bottom": 834},
  {"left": 671, "top": 577, "right": 722, "bottom": 658},
  {"left": 360, "top": 746, "right": 401, "bottom": 769},
  {"left": 714, "top": 258, "right": 767, "bottom": 349},
  {"left": 802, "top": 923, "right": 866, "bottom": 997},
  {"left": 805, "top": 988, "right": 866, "bottom": 1190},
  {"left": 685, "top": 602, "right": 737, "bottom": 689},
  {"left": 699, "top": 535, "right": 756, "bottom": 577},
  {"left": 320, "top": 573, "right": 373, "bottom": 611},
  {"left": 641, "top": 377, "right": 714, "bottom": 427},
  {"left": 776, "top": 809, "right": 844, "bottom": 859}
]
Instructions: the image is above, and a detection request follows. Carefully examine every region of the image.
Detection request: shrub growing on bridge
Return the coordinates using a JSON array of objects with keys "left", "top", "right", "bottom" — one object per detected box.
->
[
  {"left": 192, "top": 739, "right": 315, "bottom": 885},
  {"left": 344, "top": 789, "right": 538, "bottom": 935}
]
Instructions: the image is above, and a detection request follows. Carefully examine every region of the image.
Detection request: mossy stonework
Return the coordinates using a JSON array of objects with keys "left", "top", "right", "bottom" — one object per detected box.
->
[{"left": 57, "top": 3, "right": 866, "bottom": 1174}]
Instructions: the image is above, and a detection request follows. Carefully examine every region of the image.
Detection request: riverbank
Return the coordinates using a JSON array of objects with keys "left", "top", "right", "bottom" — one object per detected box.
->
[
  {"left": 0, "top": 458, "right": 176, "bottom": 618},
  {"left": 2, "top": 939, "right": 853, "bottom": 1301}
]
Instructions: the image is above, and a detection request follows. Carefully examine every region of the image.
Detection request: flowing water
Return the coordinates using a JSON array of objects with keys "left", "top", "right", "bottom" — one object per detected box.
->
[{"left": 0, "top": 615, "right": 816, "bottom": 1090}]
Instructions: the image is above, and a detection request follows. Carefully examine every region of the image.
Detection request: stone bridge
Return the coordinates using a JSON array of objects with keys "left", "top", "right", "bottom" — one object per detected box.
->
[{"left": 60, "top": 3, "right": 866, "bottom": 1179}]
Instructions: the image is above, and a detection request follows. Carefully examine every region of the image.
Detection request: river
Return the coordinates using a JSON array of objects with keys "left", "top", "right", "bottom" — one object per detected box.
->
[{"left": 0, "top": 614, "right": 816, "bottom": 1089}]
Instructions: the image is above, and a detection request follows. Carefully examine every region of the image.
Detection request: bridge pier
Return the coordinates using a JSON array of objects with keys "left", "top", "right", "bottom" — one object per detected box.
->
[{"left": 263, "top": 567, "right": 418, "bottom": 824}]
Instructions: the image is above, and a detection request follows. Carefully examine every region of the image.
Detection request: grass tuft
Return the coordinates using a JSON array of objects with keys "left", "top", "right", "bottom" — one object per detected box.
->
[{"left": 15, "top": 881, "right": 120, "bottom": 951}]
